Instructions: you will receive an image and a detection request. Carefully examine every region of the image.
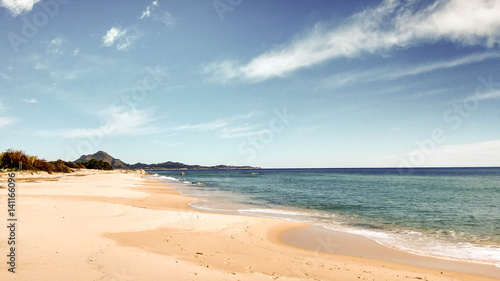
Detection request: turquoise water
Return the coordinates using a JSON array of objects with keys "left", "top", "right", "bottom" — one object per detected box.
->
[{"left": 150, "top": 168, "right": 500, "bottom": 266}]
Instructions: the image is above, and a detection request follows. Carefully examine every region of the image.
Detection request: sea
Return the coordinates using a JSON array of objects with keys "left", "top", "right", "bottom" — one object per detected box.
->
[{"left": 148, "top": 168, "right": 500, "bottom": 267}]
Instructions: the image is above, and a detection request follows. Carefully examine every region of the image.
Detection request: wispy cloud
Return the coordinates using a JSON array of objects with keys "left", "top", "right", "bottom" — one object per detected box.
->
[
  {"left": 378, "top": 139, "right": 500, "bottom": 167},
  {"left": 102, "top": 27, "right": 136, "bottom": 51},
  {"left": 36, "top": 106, "right": 159, "bottom": 138},
  {"left": 218, "top": 125, "right": 262, "bottom": 139},
  {"left": 100, "top": 2, "right": 172, "bottom": 52},
  {"left": 322, "top": 52, "right": 500, "bottom": 88},
  {"left": 204, "top": 0, "right": 500, "bottom": 83},
  {"left": 474, "top": 90, "right": 500, "bottom": 101},
  {"left": 175, "top": 119, "right": 228, "bottom": 131},
  {"left": 151, "top": 140, "right": 180, "bottom": 147},
  {"left": 34, "top": 60, "right": 45, "bottom": 70},
  {"left": 0, "top": 117, "right": 16, "bottom": 127},
  {"left": 385, "top": 53, "right": 500, "bottom": 80},
  {"left": 140, "top": 0, "right": 157, "bottom": 19},
  {"left": 0, "top": 0, "right": 41, "bottom": 16},
  {"left": 410, "top": 140, "right": 500, "bottom": 167},
  {"left": 0, "top": 101, "right": 16, "bottom": 127},
  {"left": 45, "top": 37, "right": 64, "bottom": 55},
  {"left": 23, "top": 98, "right": 38, "bottom": 104},
  {"left": 174, "top": 113, "right": 261, "bottom": 139},
  {"left": 102, "top": 27, "right": 125, "bottom": 47},
  {"left": 140, "top": 0, "right": 175, "bottom": 27},
  {"left": 0, "top": 72, "right": 11, "bottom": 80}
]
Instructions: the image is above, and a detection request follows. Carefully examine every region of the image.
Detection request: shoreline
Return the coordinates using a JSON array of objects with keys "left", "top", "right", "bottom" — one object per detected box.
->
[
  {"left": 176, "top": 176, "right": 500, "bottom": 279},
  {"left": 280, "top": 225, "right": 500, "bottom": 279},
  {"left": 140, "top": 174, "right": 500, "bottom": 280},
  {"left": 188, "top": 193, "right": 500, "bottom": 278},
  {"left": 0, "top": 170, "right": 498, "bottom": 280},
  {"left": 159, "top": 172, "right": 500, "bottom": 274}
]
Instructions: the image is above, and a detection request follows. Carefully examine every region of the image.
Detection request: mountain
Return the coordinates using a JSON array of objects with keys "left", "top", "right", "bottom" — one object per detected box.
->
[
  {"left": 75, "top": 151, "right": 259, "bottom": 170},
  {"left": 75, "top": 151, "right": 128, "bottom": 169}
]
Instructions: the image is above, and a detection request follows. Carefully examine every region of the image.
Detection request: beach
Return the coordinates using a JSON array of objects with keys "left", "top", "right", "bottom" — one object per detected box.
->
[{"left": 0, "top": 170, "right": 498, "bottom": 280}]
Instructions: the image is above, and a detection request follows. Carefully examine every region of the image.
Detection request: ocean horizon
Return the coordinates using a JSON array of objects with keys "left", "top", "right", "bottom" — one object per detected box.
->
[{"left": 149, "top": 167, "right": 500, "bottom": 267}]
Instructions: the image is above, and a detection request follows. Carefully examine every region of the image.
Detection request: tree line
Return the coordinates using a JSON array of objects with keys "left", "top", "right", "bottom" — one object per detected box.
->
[{"left": 0, "top": 149, "right": 113, "bottom": 173}]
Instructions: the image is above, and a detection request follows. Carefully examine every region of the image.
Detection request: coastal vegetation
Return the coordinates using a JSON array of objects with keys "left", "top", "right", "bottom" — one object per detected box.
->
[{"left": 0, "top": 149, "right": 113, "bottom": 173}]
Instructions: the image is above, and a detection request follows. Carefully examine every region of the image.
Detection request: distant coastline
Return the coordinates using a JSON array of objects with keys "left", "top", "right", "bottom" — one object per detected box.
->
[
  {"left": 76, "top": 151, "right": 260, "bottom": 170},
  {"left": 0, "top": 149, "right": 260, "bottom": 173}
]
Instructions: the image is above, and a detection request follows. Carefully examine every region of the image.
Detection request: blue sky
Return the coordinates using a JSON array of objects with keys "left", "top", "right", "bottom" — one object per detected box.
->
[{"left": 1, "top": 0, "right": 500, "bottom": 168}]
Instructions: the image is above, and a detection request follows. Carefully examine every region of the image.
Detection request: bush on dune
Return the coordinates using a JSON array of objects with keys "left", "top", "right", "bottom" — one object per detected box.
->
[
  {"left": 53, "top": 160, "right": 72, "bottom": 173},
  {"left": 0, "top": 149, "right": 87, "bottom": 173},
  {"left": 79, "top": 158, "right": 113, "bottom": 170},
  {"left": 64, "top": 161, "right": 85, "bottom": 169}
]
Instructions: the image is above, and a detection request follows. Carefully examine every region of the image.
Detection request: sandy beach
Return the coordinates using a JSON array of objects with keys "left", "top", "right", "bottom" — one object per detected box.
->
[{"left": 0, "top": 170, "right": 498, "bottom": 281}]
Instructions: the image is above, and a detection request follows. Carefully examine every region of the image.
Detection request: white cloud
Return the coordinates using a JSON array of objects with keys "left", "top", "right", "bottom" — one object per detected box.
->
[
  {"left": 0, "top": 101, "right": 16, "bottom": 127},
  {"left": 23, "top": 98, "right": 38, "bottom": 104},
  {"left": 46, "top": 37, "right": 64, "bottom": 55},
  {"left": 102, "top": 3, "right": 172, "bottom": 51},
  {"left": 49, "top": 69, "right": 80, "bottom": 81},
  {"left": 204, "top": 0, "right": 500, "bottom": 83},
  {"left": 386, "top": 53, "right": 500, "bottom": 79},
  {"left": 378, "top": 140, "right": 500, "bottom": 167},
  {"left": 409, "top": 140, "right": 500, "bottom": 167},
  {"left": 140, "top": 1, "right": 156, "bottom": 19},
  {"left": 474, "top": 90, "right": 500, "bottom": 101},
  {"left": 0, "top": 0, "right": 41, "bottom": 16},
  {"left": 115, "top": 35, "right": 136, "bottom": 51},
  {"left": 175, "top": 120, "right": 228, "bottom": 131},
  {"left": 174, "top": 113, "right": 260, "bottom": 138},
  {"left": 154, "top": 11, "right": 175, "bottom": 26},
  {"left": 36, "top": 107, "right": 159, "bottom": 138},
  {"left": 322, "top": 52, "right": 500, "bottom": 88},
  {"left": 101, "top": 27, "right": 137, "bottom": 51},
  {"left": 140, "top": 0, "right": 175, "bottom": 27},
  {"left": 0, "top": 117, "right": 16, "bottom": 127},
  {"left": 73, "top": 48, "right": 80, "bottom": 56},
  {"left": 102, "top": 27, "right": 127, "bottom": 47},
  {"left": 218, "top": 125, "right": 263, "bottom": 139}
]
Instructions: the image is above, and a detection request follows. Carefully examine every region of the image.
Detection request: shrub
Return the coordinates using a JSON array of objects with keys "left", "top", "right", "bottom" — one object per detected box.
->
[
  {"left": 52, "top": 160, "right": 73, "bottom": 173},
  {"left": 43, "top": 162, "right": 56, "bottom": 174},
  {"left": 80, "top": 159, "right": 113, "bottom": 170},
  {"left": 64, "top": 161, "right": 78, "bottom": 169}
]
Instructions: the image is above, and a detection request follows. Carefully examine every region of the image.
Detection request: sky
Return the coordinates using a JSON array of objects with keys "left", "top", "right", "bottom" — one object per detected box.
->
[{"left": 0, "top": 0, "right": 500, "bottom": 168}]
